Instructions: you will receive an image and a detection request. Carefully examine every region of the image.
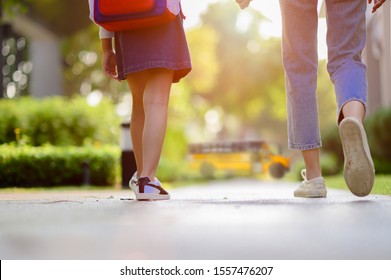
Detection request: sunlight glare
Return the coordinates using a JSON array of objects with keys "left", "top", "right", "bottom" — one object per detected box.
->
[
  {"left": 235, "top": 11, "right": 252, "bottom": 33},
  {"left": 183, "top": 0, "right": 327, "bottom": 60}
]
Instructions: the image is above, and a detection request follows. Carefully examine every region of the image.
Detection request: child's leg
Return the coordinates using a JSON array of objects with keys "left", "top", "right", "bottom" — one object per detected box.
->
[
  {"left": 141, "top": 68, "right": 173, "bottom": 180},
  {"left": 127, "top": 71, "right": 148, "bottom": 176}
]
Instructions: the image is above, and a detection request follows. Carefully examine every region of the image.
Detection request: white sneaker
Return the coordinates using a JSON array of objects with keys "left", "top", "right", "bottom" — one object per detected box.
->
[
  {"left": 339, "top": 117, "right": 375, "bottom": 197},
  {"left": 129, "top": 172, "right": 138, "bottom": 191},
  {"left": 133, "top": 177, "right": 170, "bottom": 201},
  {"left": 294, "top": 169, "right": 327, "bottom": 198}
]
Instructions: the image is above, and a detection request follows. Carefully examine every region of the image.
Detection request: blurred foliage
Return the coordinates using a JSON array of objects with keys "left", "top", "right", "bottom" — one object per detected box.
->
[
  {"left": 61, "top": 24, "right": 129, "bottom": 100},
  {"left": 1, "top": 37, "right": 31, "bottom": 98},
  {"left": 366, "top": 106, "right": 391, "bottom": 174},
  {"left": 322, "top": 106, "right": 391, "bottom": 174},
  {"left": 3, "top": 0, "right": 28, "bottom": 16},
  {"left": 3, "top": 0, "right": 90, "bottom": 35},
  {"left": 0, "top": 96, "right": 120, "bottom": 146},
  {"left": 322, "top": 125, "right": 344, "bottom": 164},
  {"left": 366, "top": 106, "right": 391, "bottom": 161},
  {"left": 0, "top": 144, "right": 120, "bottom": 187}
]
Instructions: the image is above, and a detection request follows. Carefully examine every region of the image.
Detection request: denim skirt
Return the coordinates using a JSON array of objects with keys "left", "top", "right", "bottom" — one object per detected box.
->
[{"left": 114, "top": 15, "right": 192, "bottom": 83}]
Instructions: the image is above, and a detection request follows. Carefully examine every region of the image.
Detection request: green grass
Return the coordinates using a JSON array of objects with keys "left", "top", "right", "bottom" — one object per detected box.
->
[{"left": 324, "top": 174, "right": 391, "bottom": 196}]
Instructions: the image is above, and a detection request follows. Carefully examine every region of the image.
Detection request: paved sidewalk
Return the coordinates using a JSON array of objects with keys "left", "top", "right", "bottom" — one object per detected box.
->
[{"left": 1, "top": 179, "right": 391, "bottom": 259}]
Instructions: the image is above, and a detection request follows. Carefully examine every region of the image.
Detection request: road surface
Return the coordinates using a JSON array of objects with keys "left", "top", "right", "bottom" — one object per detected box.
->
[{"left": 1, "top": 179, "right": 390, "bottom": 259}]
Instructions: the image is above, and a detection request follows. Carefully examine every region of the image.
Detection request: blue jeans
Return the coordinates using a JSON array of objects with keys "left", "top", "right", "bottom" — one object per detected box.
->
[{"left": 279, "top": 0, "right": 367, "bottom": 150}]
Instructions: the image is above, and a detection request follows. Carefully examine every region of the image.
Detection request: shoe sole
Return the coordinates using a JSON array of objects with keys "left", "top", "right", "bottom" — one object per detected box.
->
[
  {"left": 135, "top": 193, "right": 170, "bottom": 201},
  {"left": 130, "top": 183, "right": 170, "bottom": 201},
  {"left": 130, "top": 178, "right": 169, "bottom": 201},
  {"left": 294, "top": 190, "right": 327, "bottom": 198},
  {"left": 339, "top": 117, "right": 375, "bottom": 197}
]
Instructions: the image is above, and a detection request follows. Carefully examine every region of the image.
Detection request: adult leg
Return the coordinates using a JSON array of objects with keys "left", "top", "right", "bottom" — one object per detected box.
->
[
  {"left": 325, "top": 0, "right": 368, "bottom": 124},
  {"left": 326, "top": 0, "right": 374, "bottom": 196},
  {"left": 302, "top": 149, "right": 322, "bottom": 179},
  {"left": 279, "top": 0, "right": 322, "bottom": 181}
]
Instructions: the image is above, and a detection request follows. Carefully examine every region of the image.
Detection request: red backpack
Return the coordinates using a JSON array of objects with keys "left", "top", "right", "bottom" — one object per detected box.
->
[{"left": 92, "top": 0, "right": 177, "bottom": 31}]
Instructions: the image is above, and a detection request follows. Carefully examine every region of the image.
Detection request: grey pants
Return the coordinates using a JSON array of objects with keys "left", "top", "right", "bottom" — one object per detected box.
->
[{"left": 279, "top": 0, "right": 367, "bottom": 150}]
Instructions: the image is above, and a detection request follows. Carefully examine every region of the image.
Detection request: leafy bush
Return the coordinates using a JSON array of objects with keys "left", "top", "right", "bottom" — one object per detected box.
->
[
  {"left": 366, "top": 107, "right": 391, "bottom": 174},
  {"left": 373, "top": 159, "right": 391, "bottom": 175},
  {"left": 0, "top": 97, "right": 120, "bottom": 146},
  {"left": 319, "top": 152, "right": 341, "bottom": 176},
  {"left": 322, "top": 126, "right": 344, "bottom": 166},
  {"left": 0, "top": 144, "right": 120, "bottom": 187},
  {"left": 156, "top": 157, "right": 185, "bottom": 182},
  {"left": 365, "top": 107, "right": 391, "bottom": 162},
  {"left": 156, "top": 124, "right": 190, "bottom": 182}
]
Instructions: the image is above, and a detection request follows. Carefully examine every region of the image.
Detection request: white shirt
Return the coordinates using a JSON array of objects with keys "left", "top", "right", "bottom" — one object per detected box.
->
[{"left": 88, "top": 0, "right": 181, "bottom": 39}]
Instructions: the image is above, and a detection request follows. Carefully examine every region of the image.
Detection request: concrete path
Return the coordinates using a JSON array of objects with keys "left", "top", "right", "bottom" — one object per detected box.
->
[{"left": 1, "top": 179, "right": 391, "bottom": 260}]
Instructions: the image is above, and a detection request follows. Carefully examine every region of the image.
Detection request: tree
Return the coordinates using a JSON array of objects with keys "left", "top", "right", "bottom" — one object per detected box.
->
[
  {"left": 2, "top": 0, "right": 93, "bottom": 98},
  {"left": 3, "top": 0, "right": 90, "bottom": 36}
]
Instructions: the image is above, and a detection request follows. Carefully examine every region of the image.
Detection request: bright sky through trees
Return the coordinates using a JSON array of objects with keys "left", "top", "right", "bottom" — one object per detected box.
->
[{"left": 182, "top": 0, "right": 327, "bottom": 59}]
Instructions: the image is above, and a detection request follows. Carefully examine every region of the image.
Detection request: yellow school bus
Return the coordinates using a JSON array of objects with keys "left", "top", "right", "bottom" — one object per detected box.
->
[{"left": 188, "top": 140, "right": 290, "bottom": 179}]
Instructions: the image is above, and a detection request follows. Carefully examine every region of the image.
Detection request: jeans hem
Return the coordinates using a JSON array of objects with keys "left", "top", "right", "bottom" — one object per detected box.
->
[{"left": 289, "top": 142, "right": 322, "bottom": 151}]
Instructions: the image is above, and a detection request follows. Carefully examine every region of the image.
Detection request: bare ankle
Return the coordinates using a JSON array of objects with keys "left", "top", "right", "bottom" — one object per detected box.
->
[{"left": 304, "top": 169, "right": 322, "bottom": 180}]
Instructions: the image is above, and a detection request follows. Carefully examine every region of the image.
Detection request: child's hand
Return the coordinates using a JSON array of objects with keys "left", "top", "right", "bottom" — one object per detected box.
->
[
  {"left": 369, "top": 0, "right": 387, "bottom": 13},
  {"left": 102, "top": 50, "right": 118, "bottom": 80},
  {"left": 235, "top": 0, "right": 252, "bottom": 9}
]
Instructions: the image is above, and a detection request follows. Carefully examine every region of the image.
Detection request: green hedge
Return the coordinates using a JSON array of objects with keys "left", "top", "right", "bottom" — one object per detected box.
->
[
  {"left": 322, "top": 126, "right": 344, "bottom": 165},
  {"left": 0, "top": 97, "right": 120, "bottom": 146},
  {"left": 0, "top": 144, "right": 120, "bottom": 187}
]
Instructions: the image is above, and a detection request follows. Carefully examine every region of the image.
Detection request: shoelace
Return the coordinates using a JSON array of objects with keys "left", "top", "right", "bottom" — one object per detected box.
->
[{"left": 301, "top": 169, "right": 307, "bottom": 182}]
